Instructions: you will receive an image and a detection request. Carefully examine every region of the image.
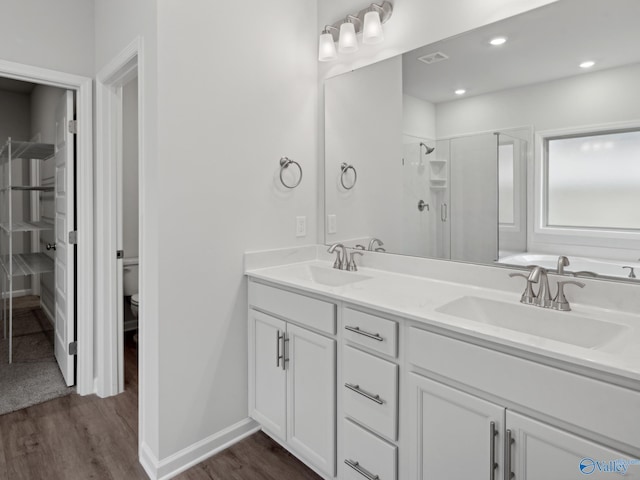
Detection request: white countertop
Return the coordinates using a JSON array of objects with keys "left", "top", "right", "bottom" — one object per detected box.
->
[{"left": 245, "top": 254, "right": 640, "bottom": 386}]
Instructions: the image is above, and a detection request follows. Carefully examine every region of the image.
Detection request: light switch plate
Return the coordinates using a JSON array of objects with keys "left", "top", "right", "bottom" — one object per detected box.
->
[
  {"left": 327, "top": 214, "right": 337, "bottom": 234},
  {"left": 296, "top": 216, "right": 306, "bottom": 237}
]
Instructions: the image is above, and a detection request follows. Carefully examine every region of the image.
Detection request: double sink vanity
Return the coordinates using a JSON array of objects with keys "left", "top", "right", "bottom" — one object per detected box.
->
[{"left": 245, "top": 245, "right": 640, "bottom": 480}]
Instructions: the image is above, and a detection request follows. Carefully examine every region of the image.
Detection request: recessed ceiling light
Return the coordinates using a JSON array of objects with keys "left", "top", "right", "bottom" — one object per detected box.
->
[
  {"left": 455, "top": 89, "right": 466, "bottom": 95},
  {"left": 580, "top": 61, "right": 595, "bottom": 69},
  {"left": 489, "top": 37, "right": 507, "bottom": 46}
]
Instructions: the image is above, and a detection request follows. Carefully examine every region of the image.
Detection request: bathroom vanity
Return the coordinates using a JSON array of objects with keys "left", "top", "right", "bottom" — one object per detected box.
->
[{"left": 245, "top": 247, "right": 640, "bottom": 480}]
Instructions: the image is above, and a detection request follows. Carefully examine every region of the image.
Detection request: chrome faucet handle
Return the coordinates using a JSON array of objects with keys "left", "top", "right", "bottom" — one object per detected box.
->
[
  {"left": 528, "top": 266, "right": 552, "bottom": 308},
  {"left": 347, "top": 251, "right": 364, "bottom": 272},
  {"left": 552, "top": 280, "right": 585, "bottom": 311},
  {"left": 355, "top": 244, "right": 366, "bottom": 250},
  {"left": 567, "top": 270, "right": 598, "bottom": 278},
  {"left": 623, "top": 266, "right": 636, "bottom": 279},
  {"left": 556, "top": 256, "right": 570, "bottom": 275},
  {"left": 327, "top": 243, "right": 345, "bottom": 270},
  {"left": 509, "top": 272, "right": 536, "bottom": 305},
  {"left": 374, "top": 247, "right": 386, "bottom": 252}
]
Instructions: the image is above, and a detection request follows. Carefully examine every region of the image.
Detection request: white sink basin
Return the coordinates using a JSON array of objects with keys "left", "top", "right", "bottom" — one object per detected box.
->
[
  {"left": 288, "top": 264, "right": 372, "bottom": 287},
  {"left": 436, "top": 296, "right": 628, "bottom": 349}
]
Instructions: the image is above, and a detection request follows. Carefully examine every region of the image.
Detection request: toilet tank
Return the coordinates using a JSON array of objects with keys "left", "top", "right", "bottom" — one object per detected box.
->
[{"left": 123, "top": 258, "right": 139, "bottom": 296}]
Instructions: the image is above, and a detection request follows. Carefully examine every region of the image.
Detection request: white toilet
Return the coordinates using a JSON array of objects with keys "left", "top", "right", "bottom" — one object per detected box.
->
[{"left": 123, "top": 258, "right": 139, "bottom": 329}]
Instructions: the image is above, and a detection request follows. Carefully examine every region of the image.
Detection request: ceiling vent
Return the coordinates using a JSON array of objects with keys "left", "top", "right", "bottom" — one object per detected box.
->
[{"left": 418, "top": 52, "right": 449, "bottom": 65}]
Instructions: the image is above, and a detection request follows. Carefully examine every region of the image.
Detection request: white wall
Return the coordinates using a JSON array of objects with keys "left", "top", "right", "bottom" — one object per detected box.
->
[
  {"left": 0, "top": 89, "right": 32, "bottom": 292},
  {"left": 403, "top": 94, "right": 436, "bottom": 141},
  {"left": 30, "top": 85, "right": 65, "bottom": 316},
  {"left": 435, "top": 63, "right": 640, "bottom": 138},
  {"left": 0, "top": 0, "right": 93, "bottom": 77},
  {"left": 325, "top": 56, "right": 403, "bottom": 251},
  {"left": 155, "top": 0, "right": 318, "bottom": 460}
]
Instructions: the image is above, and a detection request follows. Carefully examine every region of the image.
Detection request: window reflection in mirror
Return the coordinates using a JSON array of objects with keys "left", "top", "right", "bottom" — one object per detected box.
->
[{"left": 546, "top": 129, "right": 640, "bottom": 230}]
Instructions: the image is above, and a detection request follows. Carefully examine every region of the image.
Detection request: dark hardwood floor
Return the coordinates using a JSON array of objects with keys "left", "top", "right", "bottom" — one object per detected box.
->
[{"left": 0, "top": 333, "right": 321, "bottom": 480}]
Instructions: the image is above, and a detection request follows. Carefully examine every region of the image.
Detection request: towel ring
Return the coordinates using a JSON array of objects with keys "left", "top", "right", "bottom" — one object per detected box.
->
[
  {"left": 340, "top": 162, "right": 357, "bottom": 190},
  {"left": 279, "top": 157, "right": 302, "bottom": 189}
]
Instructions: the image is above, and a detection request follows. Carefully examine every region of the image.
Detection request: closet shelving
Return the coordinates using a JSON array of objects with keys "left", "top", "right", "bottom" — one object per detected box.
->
[{"left": 1, "top": 138, "right": 55, "bottom": 363}]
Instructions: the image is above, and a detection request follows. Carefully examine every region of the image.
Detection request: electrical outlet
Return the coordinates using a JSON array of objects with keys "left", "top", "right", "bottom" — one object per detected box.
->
[
  {"left": 327, "top": 214, "right": 337, "bottom": 234},
  {"left": 296, "top": 216, "right": 306, "bottom": 237}
]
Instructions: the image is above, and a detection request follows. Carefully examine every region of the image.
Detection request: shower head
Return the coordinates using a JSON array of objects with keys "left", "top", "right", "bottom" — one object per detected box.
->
[{"left": 420, "top": 143, "right": 435, "bottom": 155}]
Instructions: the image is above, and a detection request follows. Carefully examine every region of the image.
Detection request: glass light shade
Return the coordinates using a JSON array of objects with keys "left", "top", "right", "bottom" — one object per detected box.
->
[
  {"left": 338, "top": 22, "right": 358, "bottom": 53},
  {"left": 363, "top": 11, "right": 384, "bottom": 45},
  {"left": 318, "top": 32, "right": 337, "bottom": 62}
]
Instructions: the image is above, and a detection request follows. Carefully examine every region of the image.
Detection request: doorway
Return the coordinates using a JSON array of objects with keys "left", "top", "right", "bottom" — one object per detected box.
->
[{"left": 0, "top": 59, "right": 93, "bottom": 400}]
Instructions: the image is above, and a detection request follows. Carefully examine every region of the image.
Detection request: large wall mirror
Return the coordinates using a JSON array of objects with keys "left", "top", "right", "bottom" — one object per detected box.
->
[{"left": 324, "top": 0, "right": 640, "bottom": 282}]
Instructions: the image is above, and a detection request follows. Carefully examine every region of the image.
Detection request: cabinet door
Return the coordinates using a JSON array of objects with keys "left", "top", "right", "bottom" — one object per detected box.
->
[
  {"left": 507, "top": 411, "right": 640, "bottom": 480},
  {"left": 408, "top": 374, "right": 504, "bottom": 480},
  {"left": 287, "top": 323, "right": 336, "bottom": 477},
  {"left": 249, "top": 309, "right": 287, "bottom": 440}
]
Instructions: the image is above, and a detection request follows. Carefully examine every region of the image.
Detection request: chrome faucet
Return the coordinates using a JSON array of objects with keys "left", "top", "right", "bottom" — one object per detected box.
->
[
  {"left": 368, "top": 238, "right": 384, "bottom": 251},
  {"left": 509, "top": 272, "right": 536, "bottom": 305},
  {"left": 327, "top": 243, "right": 348, "bottom": 270},
  {"left": 623, "top": 266, "right": 636, "bottom": 279},
  {"left": 528, "top": 266, "right": 553, "bottom": 308},
  {"left": 552, "top": 280, "right": 585, "bottom": 311},
  {"left": 347, "top": 251, "right": 364, "bottom": 272},
  {"left": 556, "top": 256, "right": 570, "bottom": 275}
]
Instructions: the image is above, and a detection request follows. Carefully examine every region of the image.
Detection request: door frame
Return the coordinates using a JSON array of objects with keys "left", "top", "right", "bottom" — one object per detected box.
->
[
  {"left": 95, "top": 37, "right": 144, "bottom": 397},
  {"left": 0, "top": 59, "right": 94, "bottom": 395}
]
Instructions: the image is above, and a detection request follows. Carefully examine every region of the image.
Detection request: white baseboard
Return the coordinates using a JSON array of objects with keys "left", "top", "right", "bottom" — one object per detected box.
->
[
  {"left": 140, "top": 418, "right": 260, "bottom": 480},
  {"left": 1, "top": 289, "right": 30, "bottom": 299}
]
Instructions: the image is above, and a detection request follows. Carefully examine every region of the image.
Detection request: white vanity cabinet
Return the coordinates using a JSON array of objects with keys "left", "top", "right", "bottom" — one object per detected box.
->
[
  {"left": 407, "top": 327, "right": 640, "bottom": 480},
  {"left": 248, "top": 281, "right": 337, "bottom": 478}
]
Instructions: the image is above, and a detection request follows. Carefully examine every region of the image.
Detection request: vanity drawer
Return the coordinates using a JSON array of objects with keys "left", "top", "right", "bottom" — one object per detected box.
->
[
  {"left": 343, "top": 418, "right": 397, "bottom": 480},
  {"left": 343, "top": 307, "right": 398, "bottom": 357},
  {"left": 343, "top": 346, "right": 398, "bottom": 440},
  {"left": 248, "top": 281, "right": 336, "bottom": 334}
]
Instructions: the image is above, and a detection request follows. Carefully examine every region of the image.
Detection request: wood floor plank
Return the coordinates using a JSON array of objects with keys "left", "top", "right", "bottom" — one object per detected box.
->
[{"left": 0, "top": 331, "right": 323, "bottom": 480}]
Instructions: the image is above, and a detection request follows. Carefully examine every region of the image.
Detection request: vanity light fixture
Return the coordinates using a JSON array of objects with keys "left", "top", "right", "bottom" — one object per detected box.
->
[
  {"left": 455, "top": 89, "right": 467, "bottom": 95},
  {"left": 318, "top": 1, "right": 393, "bottom": 62},
  {"left": 489, "top": 36, "right": 507, "bottom": 46},
  {"left": 339, "top": 16, "right": 360, "bottom": 53},
  {"left": 363, "top": 5, "right": 385, "bottom": 44},
  {"left": 579, "top": 60, "right": 595, "bottom": 69},
  {"left": 318, "top": 26, "right": 338, "bottom": 61}
]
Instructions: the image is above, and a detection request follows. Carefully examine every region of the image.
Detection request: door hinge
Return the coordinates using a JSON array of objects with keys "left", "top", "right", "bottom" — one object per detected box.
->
[
  {"left": 69, "top": 231, "right": 78, "bottom": 244},
  {"left": 69, "top": 341, "right": 78, "bottom": 356},
  {"left": 68, "top": 120, "right": 78, "bottom": 134},
  {"left": 117, "top": 250, "right": 124, "bottom": 259}
]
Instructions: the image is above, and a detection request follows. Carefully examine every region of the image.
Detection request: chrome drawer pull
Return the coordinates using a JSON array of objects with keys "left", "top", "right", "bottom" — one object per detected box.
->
[
  {"left": 344, "top": 383, "right": 384, "bottom": 405},
  {"left": 345, "top": 325, "right": 383, "bottom": 342},
  {"left": 490, "top": 421, "right": 498, "bottom": 480},
  {"left": 505, "top": 429, "right": 514, "bottom": 480},
  {"left": 345, "top": 459, "right": 379, "bottom": 480}
]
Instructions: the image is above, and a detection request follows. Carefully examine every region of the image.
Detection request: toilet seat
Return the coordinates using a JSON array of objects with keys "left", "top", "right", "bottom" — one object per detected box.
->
[{"left": 131, "top": 293, "right": 139, "bottom": 306}]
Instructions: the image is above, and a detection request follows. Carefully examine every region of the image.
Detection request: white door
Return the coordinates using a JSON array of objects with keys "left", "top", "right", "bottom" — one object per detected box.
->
[
  {"left": 53, "top": 90, "right": 76, "bottom": 386},
  {"left": 249, "top": 309, "right": 287, "bottom": 440},
  {"left": 408, "top": 373, "right": 504, "bottom": 480},
  {"left": 507, "top": 411, "right": 640, "bottom": 480},
  {"left": 286, "top": 323, "right": 336, "bottom": 477}
]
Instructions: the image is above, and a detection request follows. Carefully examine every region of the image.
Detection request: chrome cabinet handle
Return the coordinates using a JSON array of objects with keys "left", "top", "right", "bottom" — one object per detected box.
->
[
  {"left": 504, "top": 429, "right": 514, "bottom": 480},
  {"left": 344, "top": 383, "right": 384, "bottom": 405},
  {"left": 281, "top": 333, "right": 289, "bottom": 370},
  {"left": 46, "top": 243, "right": 56, "bottom": 251},
  {"left": 344, "top": 459, "right": 379, "bottom": 480},
  {"left": 490, "top": 421, "right": 498, "bottom": 480},
  {"left": 276, "top": 330, "right": 282, "bottom": 368},
  {"left": 345, "top": 325, "right": 383, "bottom": 342}
]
